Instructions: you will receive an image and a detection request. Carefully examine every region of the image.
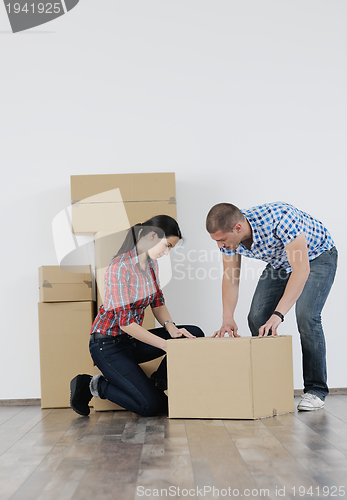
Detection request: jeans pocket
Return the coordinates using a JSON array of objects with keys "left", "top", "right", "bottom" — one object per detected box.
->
[{"left": 99, "top": 338, "right": 121, "bottom": 351}]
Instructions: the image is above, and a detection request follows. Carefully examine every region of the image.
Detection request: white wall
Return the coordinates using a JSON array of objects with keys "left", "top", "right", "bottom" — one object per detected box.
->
[{"left": 0, "top": 0, "right": 346, "bottom": 399}]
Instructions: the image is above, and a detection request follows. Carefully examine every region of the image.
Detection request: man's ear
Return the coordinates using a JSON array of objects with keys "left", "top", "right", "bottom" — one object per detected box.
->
[{"left": 234, "top": 223, "right": 242, "bottom": 233}]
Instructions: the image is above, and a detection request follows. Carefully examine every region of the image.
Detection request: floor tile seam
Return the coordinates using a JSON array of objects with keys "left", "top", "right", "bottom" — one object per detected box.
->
[
  {"left": 0, "top": 408, "right": 55, "bottom": 458},
  {"left": 42, "top": 415, "right": 116, "bottom": 499},
  {"left": 65, "top": 424, "right": 112, "bottom": 499},
  {"left": 5, "top": 413, "right": 113, "bottom": 498},
  {"left": 295, "top": 409, "right": 347, "bottom": 445},
  {"left": 0, "top": 407, "right": 28, "bottom": 429},
  {"left": 323, "top": 408, "right": 347, "bottom": 425},
  {"left": 0, "top": 406, "right": 40, "bottom": 433},
  {"left": 221, "top": 418, "right": 289, "bottom": 486},
  {"left": 134, "top": 417, "right": 155, "bottom": 495},
  {"left": 182, "top": 419, "right": 194, "bottom": 473},
  {"left": 22, "top": 408, "right": 55, "bottom": 433},
  {"left": 333, "top": 395, "right": 347, "bottom": 400},
  {"left": 267, "top": 413, "right": 347, "bottom": 462}
]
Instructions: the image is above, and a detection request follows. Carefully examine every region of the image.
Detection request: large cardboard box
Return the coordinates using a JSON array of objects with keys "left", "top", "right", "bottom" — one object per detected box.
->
[
  {"left": 71, "top": 172, "right": 176, "bottom": 234},
  {"left": 167, "top": 336, "right": 294, "bottom": 419},
  {"left": 38, "top": 265, "right": 92, "bottom": 302},
  {"left": 38, "top": 301, "right": 94, "bottom": 408}
]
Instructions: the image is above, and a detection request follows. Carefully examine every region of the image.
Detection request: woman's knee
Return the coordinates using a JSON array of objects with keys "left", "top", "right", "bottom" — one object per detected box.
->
[
  {"left": 136, "top": 388, "right": 165, "bottom": 417},
  {"left": 137, "top": 403, "right": 160, "bottom": 417}
]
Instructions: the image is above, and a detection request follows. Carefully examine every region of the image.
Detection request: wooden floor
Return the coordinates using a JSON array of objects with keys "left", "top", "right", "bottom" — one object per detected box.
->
[{"left": 1, "top": 396, "right": 347, "bottom": 500}]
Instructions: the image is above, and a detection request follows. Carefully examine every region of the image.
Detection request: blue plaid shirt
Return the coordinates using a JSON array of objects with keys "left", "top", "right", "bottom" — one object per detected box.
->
[{"left": 221, "top": 202, "right": 335, "bottom": 273}]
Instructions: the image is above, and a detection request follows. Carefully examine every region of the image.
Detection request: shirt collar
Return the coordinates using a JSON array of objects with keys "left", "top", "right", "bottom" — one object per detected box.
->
[
  {"left": 240, "top": 210, "right": 264, "bottom": 249},
  {"left": 129, "top": 245, "right": 153, "bottom": 271}
]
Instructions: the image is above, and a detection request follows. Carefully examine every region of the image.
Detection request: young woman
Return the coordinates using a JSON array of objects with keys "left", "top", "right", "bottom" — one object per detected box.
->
[{"left": 70, "top": 215, "right": 204, "bottom": 417}]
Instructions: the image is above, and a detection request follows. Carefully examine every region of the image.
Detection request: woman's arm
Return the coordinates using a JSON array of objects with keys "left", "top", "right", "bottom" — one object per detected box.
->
[
  {"left": 152, "top": 305, "right": 196, "bottom": 339},
  {"left": 121, "top": 322, "right": 167, "bottom": 351}
]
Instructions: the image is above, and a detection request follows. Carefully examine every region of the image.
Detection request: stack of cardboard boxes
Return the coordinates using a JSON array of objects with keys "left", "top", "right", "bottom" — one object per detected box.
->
[{"left": 38, "top": 266, "right": 94, "bottom": 408}]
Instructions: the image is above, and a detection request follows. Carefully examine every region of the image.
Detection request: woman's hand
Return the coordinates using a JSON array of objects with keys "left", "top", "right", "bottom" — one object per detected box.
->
[{"left": 166, "top": 322, "right": 196, "bottom": 339}]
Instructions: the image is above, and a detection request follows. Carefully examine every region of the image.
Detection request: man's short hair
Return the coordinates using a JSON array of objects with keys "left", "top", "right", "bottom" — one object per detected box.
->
[{"left": 206, "top": 203, "right": 245, "bottom": 234}]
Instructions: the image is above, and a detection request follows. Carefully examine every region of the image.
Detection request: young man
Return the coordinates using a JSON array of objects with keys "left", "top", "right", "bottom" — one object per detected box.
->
[{"left": 206, "top": 202, "right": 337, "bottom": 411}]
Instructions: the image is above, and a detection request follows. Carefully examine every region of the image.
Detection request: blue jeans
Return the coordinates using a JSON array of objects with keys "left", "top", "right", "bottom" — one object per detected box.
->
[
  {"left": 89, "top": 325, "right": 204, "bottom": 416},
  {"left": 247, "top": 247, "right": 338, "bottom": 400}
]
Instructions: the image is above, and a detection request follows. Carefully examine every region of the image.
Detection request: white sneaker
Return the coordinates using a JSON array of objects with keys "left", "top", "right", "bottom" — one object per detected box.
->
[{"left": 297, "top": 393, "right": 324, "bottom": 411}]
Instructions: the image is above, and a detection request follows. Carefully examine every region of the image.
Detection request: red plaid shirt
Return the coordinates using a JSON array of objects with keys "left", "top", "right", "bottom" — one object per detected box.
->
[{"left": 91, "top": 246, "right": 165, "bottom": 336}]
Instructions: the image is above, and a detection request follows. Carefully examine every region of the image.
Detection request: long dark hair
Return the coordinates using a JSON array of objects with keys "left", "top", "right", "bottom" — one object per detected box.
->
[{"left": 116, "top": 215, "right": 182, "bottom": 257}]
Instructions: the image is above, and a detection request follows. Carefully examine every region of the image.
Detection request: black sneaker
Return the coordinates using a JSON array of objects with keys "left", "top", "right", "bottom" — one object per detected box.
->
[{"left": 70, "top": 374, "right": 92, "bottom": 416}]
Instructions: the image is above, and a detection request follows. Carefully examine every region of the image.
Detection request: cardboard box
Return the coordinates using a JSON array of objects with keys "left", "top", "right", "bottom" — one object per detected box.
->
[
  {"left": 93, "top": 357, "right": 163, "bottom": 411},
  {"left": 167, "top": 336, "right": 294, "bottom": 419},
  {"left": 38, "top": 265, "right": 92, "bottom": 302},
  {"left": 71, "top": 173, "right": 177, "bottom": 234},
  {"left": 38, "top": 301, "right": 94, "bottom": 408},
  {"left": 71, "top": 172, "right": 176, "bottom": 203}
]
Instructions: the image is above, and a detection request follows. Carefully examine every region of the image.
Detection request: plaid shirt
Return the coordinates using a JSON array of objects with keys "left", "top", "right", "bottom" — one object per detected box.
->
[
  {"left": 91, "top": 246, "right": 165, "bottom": 336},
  {"left": 221, "top": 202, "right": 335, "bottom": 273}
]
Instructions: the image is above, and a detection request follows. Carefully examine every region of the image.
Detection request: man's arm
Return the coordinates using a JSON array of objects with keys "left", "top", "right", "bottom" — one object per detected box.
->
[
  {"left": 259, "top": 232, "right": 310, "bottom": 336},
  {"left": 213, "top": 253, "right": 241, "bottom": 338}
]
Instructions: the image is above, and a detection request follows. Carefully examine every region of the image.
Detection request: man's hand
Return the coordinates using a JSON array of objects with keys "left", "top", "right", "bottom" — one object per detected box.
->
[
  {"left": 258, "top": 314, "right": 282, "bottom": 337},
  {"left": 213, "top": 319, "right": 240, "bottom": 338}
]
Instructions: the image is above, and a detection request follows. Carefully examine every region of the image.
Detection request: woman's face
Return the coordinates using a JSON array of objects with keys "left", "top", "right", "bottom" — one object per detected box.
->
[{"left": 147, "top": 234, "right": 180, "bottom": 260}]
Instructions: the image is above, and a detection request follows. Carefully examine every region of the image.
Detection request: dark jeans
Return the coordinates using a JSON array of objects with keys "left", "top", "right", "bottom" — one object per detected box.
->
[
  {"left": 89, "top": 325, "right": 204, "bottom": 416},
  {"left": 247, "top": 247, "right": 338, "bottom": 400}
]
